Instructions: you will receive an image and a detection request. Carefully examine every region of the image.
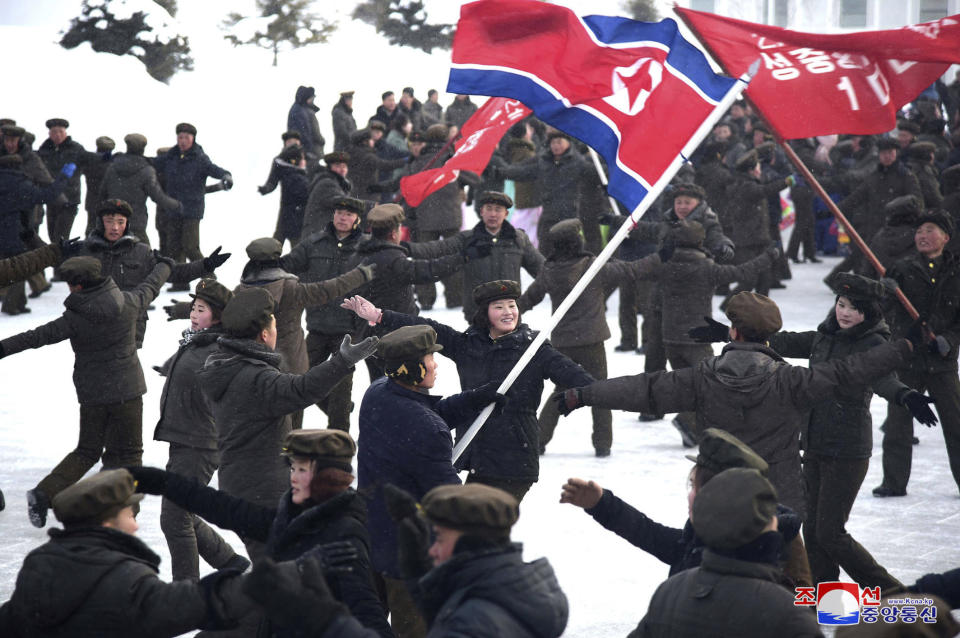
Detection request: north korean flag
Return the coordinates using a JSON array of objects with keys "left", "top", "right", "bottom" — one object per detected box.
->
[{"left": 448, "top": 0, "right": 737, "bottom": 212}]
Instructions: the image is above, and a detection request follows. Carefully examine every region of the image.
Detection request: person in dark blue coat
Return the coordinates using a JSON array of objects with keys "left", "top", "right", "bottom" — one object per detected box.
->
[
  {"left": 345, "top": 279, "right": 595, "bottom": 503},
  {"left": 287, "top": 86, "right": 325, "bottom": 167},
  {"left": 154, "top": 123, "right": 231, "bottom": 286},
  {"left": 128, "top": 428, "right": 394, "bottom": 638}
]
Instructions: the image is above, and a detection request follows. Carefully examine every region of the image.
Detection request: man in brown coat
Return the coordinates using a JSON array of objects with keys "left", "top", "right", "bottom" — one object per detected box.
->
[{"left": 553, "top": 291, "right": 914, "bottom": 518}]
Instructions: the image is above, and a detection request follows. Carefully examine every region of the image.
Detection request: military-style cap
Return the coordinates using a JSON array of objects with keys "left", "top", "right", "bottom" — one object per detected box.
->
[
  {"left": 53, "top": 469, "right": 143, "bottom": 526},
  {"left": 897, "top": 119, "right": 921, "bottom": 135},
  {"left": 666, "top": 219, "right": 705, "bottom": 248},
  {"left": 672, "top": 183, "right": 705, "bottom": 202},
  {"left": 97, "top": 199, "right": 132, "bottom": 218},
  {"left": 477, "top": 191, "right": 513, "bottom": 209},
  {"left": 282, "top": 130, "right": 302, "bottom": 142},
  {"left": 0, "top": 154, "right": 22, "bottom": 169},
  {"left": 830, "top": 273, "right": 886, "bottom": 301},
  {"left": 368, "top": 120, "right": 387, "bottom": 132},
  {"left": 331, "top": 196, "right": 364, "bottom": 215},
  {"left": 884, "top": 194, "right": 922, "bottom": 224},
  {"left": 60, "top": 256, "right": 103, "bottom": 286},
  {"left": 367, "top": 203, "right": 405, "bottom": 229},
  {"left": 907, "top": 141, "right": 937, "bottom": 160},
  {"left": 176, "top": 122, "right": 197, "bottom": 136},
  {"left": 473, "top": 280, "right": 521, "bottom": 309},
  {"left": 246, "top": 237, "right": 282, "bottom": 262},
  {"left": 422, "top": 483, "right": 519, "bottom": 536},
  {"left": 95, "top": 136, "right": 115, "bottom": 152},
  {"left": 0, "top": 118, "right": 15, "bottom": 127},
  {"left": 424, "top": 124, "right": 448, "bottom": 143},
  {"left": 340, "top": 90, "right": 355, "bottom": 97},
  {"left": 724, "top": 291, "right": 782, "bottom": 337},
  {"left": 124, "top": 133, "right": 147, "bottom": 153},
  {"left": 876, "top": 137, "right": 899, "bottom": 151},
  {"left": 222, "top": 287, "right": 275, "bottom": 338},
  {"left": 324, "top": 151, "right": 349, "bottom": 165},
  {"left": 189, "top": 278, "right": 233, "bottom": 311},
  {"left": 45, "top": 118, "right": 69, "bottom": 129},
  {"left": 282, "top": 429, "right": 356, "bottom": 472},
  {"left": 692, "top": 468, "right": 777, "bottom": 550},
  {"left": 279, "top": 144, "right": 303, "bottom": 164},
  {"left": 351, "top": 129, "right": 373, "bottom": 145},
  {"left": 685, "top": 428, "right": 769, "bottom": 475},
  {"left": 377, "top": 325, "right": 443, "bottom": 364},
  {"left": 1, "top": 125, "right": 25, "bottom": 138},
  {"left": 549, "top": 218, "right": 583, "bottom": 246},
  {"left": 546, "top": 129, "right": 570, "bottom": 142},
  {"left": 917, "top": 210, "right": 954, "bottom": 237},
  {"left": 734, "top": 149, "right": 759, "bottom": 172}
]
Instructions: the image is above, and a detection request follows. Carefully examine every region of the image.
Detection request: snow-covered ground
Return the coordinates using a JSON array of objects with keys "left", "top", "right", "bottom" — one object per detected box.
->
[{"left": 1, "top": 3, "right": 959, "bottom": 636}]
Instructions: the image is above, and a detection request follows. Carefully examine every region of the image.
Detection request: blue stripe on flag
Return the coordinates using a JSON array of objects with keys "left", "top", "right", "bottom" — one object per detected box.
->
[
  {"left": 581, "top": 16, "right": 734, "bottom": 103},
  {"left": 449, "top": 67, "right": 650, "bottom": 212}
]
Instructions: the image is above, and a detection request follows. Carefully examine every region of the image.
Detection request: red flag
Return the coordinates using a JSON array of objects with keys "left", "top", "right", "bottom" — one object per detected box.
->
[
  {"left": 400, "top": 97, "right": 530, "bottom": 207},
  {"left": 676, "top": 8, "right": 960, "bottom": 138}
]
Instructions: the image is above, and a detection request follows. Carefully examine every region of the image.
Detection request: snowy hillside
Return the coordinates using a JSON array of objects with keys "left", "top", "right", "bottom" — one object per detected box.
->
[{"left": 1, "top": 3, "right": 959, "bottom": 637}]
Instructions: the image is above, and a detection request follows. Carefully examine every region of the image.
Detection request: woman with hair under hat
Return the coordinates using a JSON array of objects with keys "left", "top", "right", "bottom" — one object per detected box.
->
[
  {"left": 767, "top": 272, "right": 936, "bottom": 590},
  {"left": 128, "top": 428, "right": 394, "bottom": 638},
  {"left": 153, "top": 278, "right": 249, "bottom": 582},
  {"left": 343, "top": 279, "right": 594, "bottom": 503}
]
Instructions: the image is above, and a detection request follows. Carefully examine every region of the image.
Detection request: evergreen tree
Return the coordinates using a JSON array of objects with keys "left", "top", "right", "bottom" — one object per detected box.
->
[
  {"left": 222, "top": 0, "right": 336, "bottom": 67},
  {"left": 59, "top": 0, "right": 192, "bottom": 84},
  {"left": 352, "top": 0, "right": 453, "bottom": 53},
  {"left": 623, "top": 0, "right": 660, "bottom": 22}
]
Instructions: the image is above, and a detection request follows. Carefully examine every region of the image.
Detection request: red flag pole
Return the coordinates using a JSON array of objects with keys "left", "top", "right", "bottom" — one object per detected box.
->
[{"left": 672, "top": 6, "right": 921, "bottom": 323}]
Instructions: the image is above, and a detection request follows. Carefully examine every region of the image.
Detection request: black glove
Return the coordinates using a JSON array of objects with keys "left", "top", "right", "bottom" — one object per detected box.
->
[
  {"left": 0, "top": 343, "right": 5, "bottom": 359},
  {"left": 714, "top": 244, "right": 735, "bottom": 263},
  {"left": 880, "top": 277, "right": 899, "bottom": 295},
  {"left": 338, "top": 334, "right": 379, "bottom": 367},
  {"left": 124, "top": 466, "right": 169, "bottom": 494},
  {"left": 242, "top": 557, "right": 347, "bottom": 634},
  {"left": 687, "top": 316, "right": 730, "bottom": 343},
  {"left": 203, "top": 246, "right": 231, "bottom": 272},
  {"left": 300, "top": 540, "right": 358, "bottom": 574},
  {"left": 58, "top": 237, "right": 83, "bottom": 259},
  {"left": 257, "top": 185, "right": 268, "bottom": 195},
  {"left": 929, "top": 335, "right": 951, "bottom": 358},
  {"left": 151, "top": 249, "right": 176, "bottom": 269},
  {"left": 19, "top": 227, "right": 37, "bottom": 243},
  {"left": 900, "top": 390, "right": 938, "bottom": 427},
  {"left": 460, "top": 381, "right": 508, "bottom": 415},
  {"left": 463, "top": 236, "right": 493, "bottom": 261},
  {"left": 657, "top": 241, "right": 675, "bottom": 263},
  {"left": 765, "top": 245, "right": 782, "bottom": 261},
  {"left": 383, "top": 484, "right": 433, "bottom": 580},
  {"left": 221, "top": 174, "right": 234, "bottom": 191},
  {"left": 552, "top": 388, "right": 585, "bottom": 417}
]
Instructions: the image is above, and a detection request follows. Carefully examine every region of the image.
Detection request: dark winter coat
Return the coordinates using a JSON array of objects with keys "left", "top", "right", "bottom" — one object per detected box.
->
[
  {"left": 282, "top": 225, "right": 367, "bottom": 337},
  {"left": 379, "top": 311, "right": 594, "bottom": 481},
  {"left": 0, "top": 141, "right": 55, "bottom": 187},
  {"left": 271, "top": 160, "right": 309, "bottom": 240},
  {"left": 0, "top": 526, "right": 241, "bottom": 638},
  {"left": 838, "top": 162, "right": 922, "bottom": 242},
  {"left": 585, "top": 489, "right": 807, "bottom": 586},
  {"left": 580, "top": 339, "right": 912, "bottom": 515},
  {"left": 396, "top": 99, "right": 424, "bottom": 132},
  {"left": 287, "top": 87, "right": 325, "bottom": 157},
  {"left": 518, "top": 254, "right": 635, "bottom": 347},
  {"left": 154, "top": 143, "right": 229, "bottom": 220},
  {"left": 631, "top": 201, "right": 734, "bottom": 261},
  {"left": 36, "top": 136, "right": 93, "bottom": 205},
  {"left": 444, "top": 98, "right": 479, "bottom": 131},
  {"left": 0, "top": 167, "right": 67, "bottom": 256},
  {"left": 154, "top": 327, "right": 224, "bottom": 450},
  {"left": 865, "top": 220, "right": 919, "bottom": 276},
  {"left": 631, "top": 547, "right": 823, "bottom": 638},
  {"left": 302, "top": 168, "right": 353, "bottom": 238},
  {"left": 80, "top": 231, "right": 206, "bottom": 347},
  {"left": 82, "top": 151, "right": 113, "bottom": 215},
  {"left": 507, "top": 138, "right": 539, "bottom": 208},
  {"left": 157, "top": 474, "right": 392, "bottom": 638},
  {"left": 0, "top": 243, "right": 61, "bottom": 287},
  {"left": 99, "top": 153, "right": 179, "bottom": 234},
  {"left": 407, "top": 220, "right": 544, "bottom": 318},
  {"left": 403, "top": 141, "right": 474, "bottom": 231},
  {"left": 414, "top": 543, "right": 568, "bottom": 638},
  {"left": 332, "top": 99, "right": 357, "bottom": 153},
  {"left": 694, "top": 158, "right": 733, "bottom": 229},
  {"left": 235, "top": 263, "right": 367, "bottom": 374},
  {"left": 724, "top": 171, "right": 787, "bottom": 249},
  {"left": 198, "top": 338, "right": 353, "bottom": 508},
  {"left": 347, "top": 141, "right": 406, "bottom": 200},
  {"left": 358, "top": 377, "right": 466, "bottom": 577},
  {"left": 421, "top": 100, "right": 444, "bottom": 128},
  {"left": 1, "top": 263, "right": 169, "bottom": 405},
  {"left": 347, "top": 238, "right": 464, "bottom": 318},
  {"left": 501, "top": 147, "right": 589, "bottom": 224},
  {"left": 906, "top": 159, "right": 943, "bottom": 209},
  {"left": 768, "top": 312, "right": 907, "bottom": 458},
  {"left": 884, "top": 250, "right": 960, "bottom": 374}
]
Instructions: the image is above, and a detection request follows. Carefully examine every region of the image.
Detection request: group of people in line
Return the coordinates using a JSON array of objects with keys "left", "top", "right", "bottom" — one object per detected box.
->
[{"left": 0, "top": 83, "right": 959, "bottom": 636}]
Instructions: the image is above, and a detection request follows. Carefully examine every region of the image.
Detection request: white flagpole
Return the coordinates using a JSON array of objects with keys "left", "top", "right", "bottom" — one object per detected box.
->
[{"left": 453, "top": 60, "right": 760, "bottom": 464}]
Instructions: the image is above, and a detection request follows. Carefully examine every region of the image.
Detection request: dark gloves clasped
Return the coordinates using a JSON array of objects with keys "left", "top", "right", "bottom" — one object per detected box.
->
[{"left": 688, "top": 316, "right": 730, "bottom": 343}]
